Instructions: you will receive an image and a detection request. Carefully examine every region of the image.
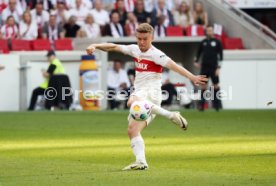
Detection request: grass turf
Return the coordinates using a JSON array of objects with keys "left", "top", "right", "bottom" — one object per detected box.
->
[{"left": 0, "top": 110, "right": 275, "bottom": 186}]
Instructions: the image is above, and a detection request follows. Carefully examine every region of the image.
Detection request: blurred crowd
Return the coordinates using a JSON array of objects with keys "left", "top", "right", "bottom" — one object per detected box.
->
[{"left": 0, "top": 0, "right": 209, "bottom": 41}]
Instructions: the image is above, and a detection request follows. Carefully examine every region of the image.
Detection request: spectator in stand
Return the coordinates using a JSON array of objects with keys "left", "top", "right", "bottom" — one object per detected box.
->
[
  {"left": 193, "top": 1, "right": 208, "bottom": 28},
  {"left": 123, "top": 0, "right": 135, "bottom": 12},
  {"left": 29, "top": 0, "right": 55, "bottom": 11},
  {"left": 144, "top": 0, "right": 186, "bottom": 13},
  {"left": 101, "top": 0, "right": 116, "bottom": 12},
  {"left": 143, "top": 0, "right": 154, "bottom": 13},
  {"left": 17, "top": 0, "right": 27, "bottom": 10},
  {"left": 105, "top": 11, "right": 125, "bottom": 38},
  {"left": 79, "top": 0, "right": 92, "bottom": 9},
  {"left": 173, "top": 1, "right": 193, "bottom": 29},
  {"left": 107, "top": 59, "right": 130, "bottom": 110},
  {"left": 0, "top": 15, "right": 18, "bottom": 39},
  {"left": 19, "top": 10, "right": 38, "bottom": 40},
  {"left": 65, "top": 0, "right": 92, "bottom": 9},
  {"left": 68, "top": 0, "right": 89, "bottom": 27},
  {"left": 64, "top": 15, "right": 81, "bottom": 37},
  {"left": 90, "top": 0, "right": 110, "bottom": 27},
  {"left": 124, "top": 12, "right": 138, "bottom": 36},
  {"left": 111, "top": 0, "right": 127, "bottom": 26},
  {"left": 42, "top": 14, "right": 64, "bottom": 41},
  {"left": 133, "top": 0, "right": 150, "bottom": 24},
  {"left": 0, "top": 1, "right": 6, "bottom": 23},
  {"left": 151, "top": 0, "right": 174, "bottom": 27},
  {"left": 2, "top": 0, "right": 23, "bottom": 24},
  {"left": 127, "top": 68, "right": 135, "bottom": 86},
  {"left": 161, "top": 69, "right": 177, "bottom": 107},
  {"left": 64, "top": 0, "right": 75, "bottom": 9},
  {"left": 164, "top": 0, "right": 193, "bottom": 12},
  {"left": 159, "top": 0, "right": 174, "bottom": 11},
  {"left": 31, "top": 2, "right": 50, "bottom": 38},
  {"left": 154, "top": 15, "right": 166, "bottom": 38},
  {"left": 80, "top": 14, "right": 101, "bottom": 38},
  {"left": 55, "top": 0, "right": 69, "bottom": 25}
]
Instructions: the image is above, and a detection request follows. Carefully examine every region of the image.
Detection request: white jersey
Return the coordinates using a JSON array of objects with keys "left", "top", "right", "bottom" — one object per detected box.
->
[{"left": 120, "top": 44, "right": 171, "bottom": 90}]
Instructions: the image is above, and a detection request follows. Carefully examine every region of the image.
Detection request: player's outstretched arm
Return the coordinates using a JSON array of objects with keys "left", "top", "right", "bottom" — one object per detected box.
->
[
  {"left": 86, "top": 43, "right": 123, "bottom": 55},
  {"left": 166, "top": 60, "right": 208, "bottom": 86}
]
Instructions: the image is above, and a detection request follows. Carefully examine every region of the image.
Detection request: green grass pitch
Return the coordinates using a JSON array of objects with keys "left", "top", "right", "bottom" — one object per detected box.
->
[{"left": 0, "top": 110, "right": 276, "bottom": 186}]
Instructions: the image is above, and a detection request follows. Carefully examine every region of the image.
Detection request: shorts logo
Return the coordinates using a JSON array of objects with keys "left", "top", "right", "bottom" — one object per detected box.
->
[{"left": 160, "top": 55, "right": 165, "bottom": 58}]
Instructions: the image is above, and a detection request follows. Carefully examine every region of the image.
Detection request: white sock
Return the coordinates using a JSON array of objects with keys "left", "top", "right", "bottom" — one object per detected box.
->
[
  {"left": 131, "top": 135, "right": 147, "bottom": 164},
  {"left": 151, "top": 104, "right": 173, "bottom": 119}
]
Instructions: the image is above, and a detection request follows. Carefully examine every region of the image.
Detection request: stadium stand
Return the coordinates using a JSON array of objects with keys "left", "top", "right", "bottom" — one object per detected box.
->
[
  {"left": 54, "top": 39, "right": 73, "bottom": 51},
  {"left": 166, "top": 26, "right": 184, "bottom": 37},
  {"left": 223, "top": 37, "right": 244, "bottom": 50},
  {"left": 11, "top": 40, "right": 32, "bottom": 51},
  {"left": 0, "top": 39, "right": 9, "bottom": 53},
  {"left": 201, "top": 0, "right": 276, "bottom": 49},
  {"left": 32, "top": 39, "right": 51, "bottom": 51},
  {"left": 0, "top": 0, "right": 273, "bottom": 51},
  {"left": 185, "top": 25, "right": 205, "bottom": 36}
]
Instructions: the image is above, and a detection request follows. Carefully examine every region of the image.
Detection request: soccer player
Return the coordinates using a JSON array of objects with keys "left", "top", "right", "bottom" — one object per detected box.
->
[{"left": 86, "top": 23, "right": 207, "bottom": 170}]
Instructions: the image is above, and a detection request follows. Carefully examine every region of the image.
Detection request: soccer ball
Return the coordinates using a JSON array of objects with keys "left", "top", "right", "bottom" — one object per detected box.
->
[{"left": 130, "top": 101, "right": 152, "bottom": 121}]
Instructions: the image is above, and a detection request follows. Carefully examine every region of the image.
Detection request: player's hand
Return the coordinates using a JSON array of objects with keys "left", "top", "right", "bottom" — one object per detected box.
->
[
  {"left": 86, "top": 45, "right": 96, "bottom": 55},
  {"left": 191, "top": 75, "right": 208, "bottom": 86},
  {"left": 194, "top": 62, "right": 201, "bottom": 69}
]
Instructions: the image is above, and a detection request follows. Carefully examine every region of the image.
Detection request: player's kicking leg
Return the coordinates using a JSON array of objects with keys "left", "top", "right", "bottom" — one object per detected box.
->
[{"left": 128, "top": 95, "right": 188, "bottom": 130}]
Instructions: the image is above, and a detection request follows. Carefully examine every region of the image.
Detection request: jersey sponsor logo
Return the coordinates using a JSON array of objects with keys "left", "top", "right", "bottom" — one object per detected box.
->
[
  {"left": 134, "top": 57, "right": 162, "bottom": 73},
  {"left": 135, "top": 62, "right": 148, "bottom": 70}
]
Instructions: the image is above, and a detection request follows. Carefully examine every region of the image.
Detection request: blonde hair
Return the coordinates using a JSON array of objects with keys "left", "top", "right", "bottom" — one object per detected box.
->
[{"left": 136, "top": 23, "right": 154, "bottom": 34}]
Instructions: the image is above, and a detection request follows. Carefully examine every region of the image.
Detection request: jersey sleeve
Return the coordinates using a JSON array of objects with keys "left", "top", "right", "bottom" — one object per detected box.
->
[
  {"left": 153, "top": 49, "right": 171, "bottom": 67},
  {"left": 119, "top": 44, "right": 137, "bottom": 57}
]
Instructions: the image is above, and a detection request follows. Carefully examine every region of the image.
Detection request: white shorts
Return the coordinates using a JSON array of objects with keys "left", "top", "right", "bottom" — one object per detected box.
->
[{"left": 128, "top": 88, "right": 162, "bottom": 125}]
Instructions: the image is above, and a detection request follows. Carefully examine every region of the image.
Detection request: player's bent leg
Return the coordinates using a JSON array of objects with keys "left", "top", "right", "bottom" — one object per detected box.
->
[
  {"left": 123, "top": 119, "right": 148, "bottom": 171},
  {"left": 128, "top": 96, "right": 188, "bottom": 130},
  {"left": 150, "top": 104, "right": 188, "bottom": 130}
]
